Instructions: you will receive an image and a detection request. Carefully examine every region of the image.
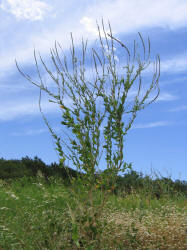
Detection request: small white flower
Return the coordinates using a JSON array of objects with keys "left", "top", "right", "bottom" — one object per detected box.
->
[
  {"left": 10, "top": 194, "right": 19, "bottom": 200},
  {"left": 0, "top": 207, "right": 9, "bottom": 210}
]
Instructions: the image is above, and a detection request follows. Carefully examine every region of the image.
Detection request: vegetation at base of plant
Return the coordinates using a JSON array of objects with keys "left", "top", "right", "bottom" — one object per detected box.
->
[{"left": 0, "top": 176, "right": 186, "bottom": 249}]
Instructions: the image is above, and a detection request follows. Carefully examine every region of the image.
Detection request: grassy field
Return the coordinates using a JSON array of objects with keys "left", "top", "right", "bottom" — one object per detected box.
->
[{"left": 0, "top": 176, "right": 186, "bottom": 249}]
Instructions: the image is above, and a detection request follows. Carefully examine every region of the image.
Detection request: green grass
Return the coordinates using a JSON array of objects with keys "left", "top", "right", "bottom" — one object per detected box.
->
[{"left": 0, "top": 176, "right": 186, "bottom": 249}]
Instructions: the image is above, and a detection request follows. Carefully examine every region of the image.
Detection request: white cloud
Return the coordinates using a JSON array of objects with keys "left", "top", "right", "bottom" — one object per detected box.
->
[
  {"left": 0, "top": 91, "right": 74, "bottom": 121},
  {"left": 80, "top": 0, "right": 187, "bottom": 35},
  {"left": 0, "top": 100, "right": 59, "bottom": 121},
  {"left": 80, "top": 17, "right": 98, "bottom": 37},
  {"left": 11, "top": 125, "right": 62, "bottom": 136},
  {"left": 142, "top": 53, "right": 187, "bottom": 76},
  {"left": 160, "top": 76, "right": 187, "bottom": 86},
  {"left": 157, "top": 93, "right": 178, "bottom": 102},
  {"left": 169, "top": 105, "right": 187, "bottom": 112},
  {"left": 133, "top": 121, "right": 172, "bottom": 129},
  {"left": 80, "top": 17, "right": 111, "bottom": 38},
  {"left": 11, "top": 128, "right": 47, "bottom": 136},
  {"left": 161, "top": 54, "right": 187, "bottom": 74},
  {"left": 127, "top": 89, "right": 178, "bottom": 103},
  {"left": 0, "top": 83, "right": 32, "bottom": 93},
  {"left": 0, "top": 0, "right": 51, "bottom": 21}
]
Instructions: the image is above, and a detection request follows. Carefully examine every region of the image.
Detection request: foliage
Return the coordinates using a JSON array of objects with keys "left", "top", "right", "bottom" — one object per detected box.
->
[{"left": 0, "top": 177, "right": 186, "bottom": 249}]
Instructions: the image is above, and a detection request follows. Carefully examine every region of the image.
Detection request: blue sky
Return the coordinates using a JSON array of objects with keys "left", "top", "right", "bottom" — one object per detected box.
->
[{"left": 0, "top": 0, "right": 187, "bottom": 181}]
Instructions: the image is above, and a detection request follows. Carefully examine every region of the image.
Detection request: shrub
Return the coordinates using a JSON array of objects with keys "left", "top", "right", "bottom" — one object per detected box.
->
[{"left": 16, "top": 19, "right": 161, "bottom": 246}]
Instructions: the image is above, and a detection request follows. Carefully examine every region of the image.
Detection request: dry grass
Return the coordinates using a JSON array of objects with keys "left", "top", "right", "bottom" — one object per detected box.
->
[{"left": 103, "top": 204, "right": 187, "bottom": 249}]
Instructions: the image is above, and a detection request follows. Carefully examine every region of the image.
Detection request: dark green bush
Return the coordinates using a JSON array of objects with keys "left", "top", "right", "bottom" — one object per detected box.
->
[
  {"left": 0, "top": 156, "right": 49, "bottom": 180},
  {"left": 0, "top": 156, "right": 78, "bottom": 184},
  {"left": 0, "top": 158, "right": 33, "bottom": 179}
]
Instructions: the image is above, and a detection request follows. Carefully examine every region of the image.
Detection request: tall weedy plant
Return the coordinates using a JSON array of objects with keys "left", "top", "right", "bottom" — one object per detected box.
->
[{"left": 16, "top": 20, "right": 160, "bottom": 247}]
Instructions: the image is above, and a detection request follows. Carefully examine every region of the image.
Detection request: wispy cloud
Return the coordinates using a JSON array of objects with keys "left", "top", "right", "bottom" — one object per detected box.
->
[
  {"left": 143, "top": 54, "right": 187, "bottom": 75},
  {"left": 157, "top": 93, "right": 178, "bottom": 102},
  {"left": 0, "top": 83, "right": 32, "bottom": 94},
  {"left": 161, "top": 53, "right": 187, "bottom": 74},
  {"left": 133, "top": 121, "right": 172, "bottom": 129},
  {"left": 0, "top": 100, "right": 59, "bottom": 121},
  {"left": 11, "top": 128, "right": 47, "bottom": 136},
  {"left": 160, "top": 76, "right": 187, "bottom": 85},
  {"left": 0, "top": 0, "right": 51, "bottom": 21},
  {"left": 128, "top": 89, "right": 178, "bottom": 103},
  {"left": 169, "top": 105, "right": 187, "bottom": 112}
]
